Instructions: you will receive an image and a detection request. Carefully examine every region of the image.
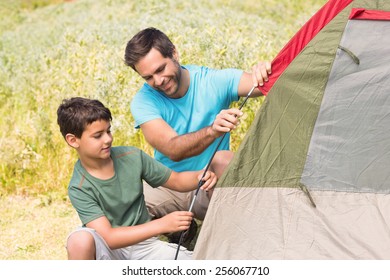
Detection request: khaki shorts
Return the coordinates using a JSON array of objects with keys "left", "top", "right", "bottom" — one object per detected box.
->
[
  {"left": 66, "top": 227, "right": 192, "bottom": 260},
  {"left": 143, "top": 181, "right": 210, "bottom": 220}
]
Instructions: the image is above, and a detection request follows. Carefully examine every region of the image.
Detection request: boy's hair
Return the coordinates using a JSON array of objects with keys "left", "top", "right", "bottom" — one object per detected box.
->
[
  {"left": 124, "top": 27, "right": 176, "bottom": 71},
  {"left": 57, "top": 97, "right": 112, "bottom": 139}
]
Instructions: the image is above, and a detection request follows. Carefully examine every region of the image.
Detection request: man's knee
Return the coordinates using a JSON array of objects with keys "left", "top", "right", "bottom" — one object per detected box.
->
[
  {"left": 143, "top": 182, "right": 191, "bottom": 219},
  {"left": 211, "top": 150, "right": 234, "bottom": 177},
  {"left": 67, "top": 230, "right": 96, "bottom": 260}
]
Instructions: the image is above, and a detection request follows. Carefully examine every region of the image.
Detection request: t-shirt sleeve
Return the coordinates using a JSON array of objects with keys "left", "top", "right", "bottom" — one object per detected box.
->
[
  {"left": 68, "top": 185, "right": 105, "bottom": 226},
  {"left": 140, "top": 150, "right": 172, "bottom": 187},
  {"left": 130, "top": 87, "right": 163, "bottom": 129}
]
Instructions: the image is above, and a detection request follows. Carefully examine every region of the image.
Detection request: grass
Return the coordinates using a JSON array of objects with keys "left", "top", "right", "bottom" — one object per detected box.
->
[
  {"left": 0, "top": 195, "right": 79, "bottom": 260},
  {"left": 0, "top": 0, "right": 326, "bottom": 259}
]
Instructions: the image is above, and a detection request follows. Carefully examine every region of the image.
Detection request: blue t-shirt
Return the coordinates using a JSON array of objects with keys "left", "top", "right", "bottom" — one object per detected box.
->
[{"left": 130, "top": 65, "right": 242, "bottom": 172}]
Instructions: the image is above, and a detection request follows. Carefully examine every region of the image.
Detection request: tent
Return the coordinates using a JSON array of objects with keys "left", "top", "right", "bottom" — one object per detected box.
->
[{"left": 194, "top": 0, "right": 390, "bottom": 259}]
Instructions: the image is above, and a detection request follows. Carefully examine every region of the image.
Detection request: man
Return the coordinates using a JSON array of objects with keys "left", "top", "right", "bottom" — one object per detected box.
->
[{"left": 124, "top": 27, "right": 271, "bottom": 238}]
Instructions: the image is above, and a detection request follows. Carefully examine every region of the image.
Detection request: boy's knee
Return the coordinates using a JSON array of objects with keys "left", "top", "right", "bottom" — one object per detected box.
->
[{"left": 67, "top": 230, "right": 96, "bottom": 260}]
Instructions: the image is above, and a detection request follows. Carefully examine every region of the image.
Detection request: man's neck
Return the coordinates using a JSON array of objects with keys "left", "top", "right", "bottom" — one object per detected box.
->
[{"left": 175, "top": 67, "right": 190, "bottom": 98}]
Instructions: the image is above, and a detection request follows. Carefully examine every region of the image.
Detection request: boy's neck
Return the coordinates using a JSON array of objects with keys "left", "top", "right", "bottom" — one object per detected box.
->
[{"left": 80, "top": 157, "right": 115, "bottom": 180}]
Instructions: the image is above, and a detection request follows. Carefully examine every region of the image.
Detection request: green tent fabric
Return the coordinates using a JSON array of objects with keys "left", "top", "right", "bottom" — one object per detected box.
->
[{"left": 194, "top": 0, "right": 390, "bottom": 259}]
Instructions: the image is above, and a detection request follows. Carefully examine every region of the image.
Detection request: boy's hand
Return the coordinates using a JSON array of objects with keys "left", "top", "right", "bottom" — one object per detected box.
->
[
  {"left": 198, "top": 171, "right": 217, "bottom": 191},
  {"left": 160, "top": 211, "right": 194, "bottom": 233}
]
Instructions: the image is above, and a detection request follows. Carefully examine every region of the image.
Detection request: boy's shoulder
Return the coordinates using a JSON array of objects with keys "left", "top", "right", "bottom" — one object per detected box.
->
[
  {"left": 69, "top": 146, "right": 143, "bottom": 188},
  {"left": 110, "top": 146, "right": 141, "bottom": 158}
]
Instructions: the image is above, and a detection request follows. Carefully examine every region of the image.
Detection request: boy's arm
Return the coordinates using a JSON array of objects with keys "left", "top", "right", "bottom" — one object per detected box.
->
[
  {"left": 162, "top": 170, "right": 217, "bottom": 192},
  {"left": 87, "top": 212, "right": 193, "bottom": 250}
]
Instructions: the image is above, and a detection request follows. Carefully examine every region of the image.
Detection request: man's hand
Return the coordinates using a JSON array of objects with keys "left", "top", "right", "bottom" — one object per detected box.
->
[
  {"left": 210, "top": 108, "right": 243, "bottom": 138},
  {"left": 252, "top": 61, "right": 272, "bottom": 87}
]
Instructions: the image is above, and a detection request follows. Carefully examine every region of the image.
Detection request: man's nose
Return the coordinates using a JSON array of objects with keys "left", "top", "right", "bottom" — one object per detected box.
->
[{"left": 154, "top": 74, "right": 164, "bottom": 86}]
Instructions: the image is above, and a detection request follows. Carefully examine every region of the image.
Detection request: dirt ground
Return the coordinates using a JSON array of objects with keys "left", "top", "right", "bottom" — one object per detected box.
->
[
  {"left": 0, "top": 195, "right": 199, "bottom": 259},
  {"left": 0, "top": 196, "right": 79, "bottom": 260}
]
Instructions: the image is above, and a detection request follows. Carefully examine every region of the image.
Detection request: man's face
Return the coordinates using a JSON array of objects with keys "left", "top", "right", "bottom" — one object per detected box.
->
[{"left": 135, "top": 48, "right": 182, "bottom": 98}]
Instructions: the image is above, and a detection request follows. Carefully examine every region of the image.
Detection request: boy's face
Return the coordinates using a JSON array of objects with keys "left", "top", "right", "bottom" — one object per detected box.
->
[{"left": 76, "top": 119, "right": 113, "bottom": 161}]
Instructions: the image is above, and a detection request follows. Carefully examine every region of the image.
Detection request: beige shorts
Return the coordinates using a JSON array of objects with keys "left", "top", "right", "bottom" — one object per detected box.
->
[
  {"left": 66, "top": 227, "right": 192, "bottom": 260},
  {"left": 143, "top": 181, "right": 210, "bottom": 220}
]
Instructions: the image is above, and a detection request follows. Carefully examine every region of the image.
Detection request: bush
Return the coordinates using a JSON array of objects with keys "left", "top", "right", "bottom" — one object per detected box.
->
[{"left": 0, "top": 0, "right": 326, "bottom": 199}]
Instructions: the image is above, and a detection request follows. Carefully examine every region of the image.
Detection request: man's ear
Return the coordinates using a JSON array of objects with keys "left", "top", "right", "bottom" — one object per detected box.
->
[
  {"left": 65, "top": 133, "right": 79, "bottom": 148},
  {"left": 173, "top": 47, "right": 179, "bottom": 61}
]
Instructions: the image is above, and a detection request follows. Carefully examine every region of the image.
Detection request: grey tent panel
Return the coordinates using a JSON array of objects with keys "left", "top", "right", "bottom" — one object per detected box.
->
[{"left": 301, "top": 19, "right": 390, "bottom": 193}]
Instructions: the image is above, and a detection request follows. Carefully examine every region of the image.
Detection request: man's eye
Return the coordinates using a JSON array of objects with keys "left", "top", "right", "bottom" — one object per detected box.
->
[{"left": 156, "top": 66, "right": 165, "bottom": 73}]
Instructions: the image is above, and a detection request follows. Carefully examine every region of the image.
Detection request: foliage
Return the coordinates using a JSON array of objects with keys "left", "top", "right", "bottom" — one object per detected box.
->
[{"left": 0, "top": 0, "right": 326, "bottom": 200}]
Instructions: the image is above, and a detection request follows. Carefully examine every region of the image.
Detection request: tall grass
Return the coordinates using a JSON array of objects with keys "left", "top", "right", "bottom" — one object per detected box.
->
[{"left": 0, "top": 0, "right": 326, "bottom": 200}]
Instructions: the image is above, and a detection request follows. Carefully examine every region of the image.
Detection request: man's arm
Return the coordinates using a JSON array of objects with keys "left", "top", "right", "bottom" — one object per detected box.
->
[
  {"left": 87, "top": 213, "right": 193, "bottom": 249},
  {"left": 140, "top": 117, "right": 239, "bottom": 161}
]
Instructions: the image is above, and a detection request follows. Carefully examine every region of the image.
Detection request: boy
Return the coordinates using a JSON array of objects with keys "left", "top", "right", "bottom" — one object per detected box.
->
[{"left": 57, "top": 97, "right": 217, "bottom": 260}]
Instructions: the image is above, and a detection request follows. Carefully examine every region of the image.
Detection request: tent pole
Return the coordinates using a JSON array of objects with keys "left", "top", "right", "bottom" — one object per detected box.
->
[{"left": 174, "top": 85, "right": 256, "bottom": 260}]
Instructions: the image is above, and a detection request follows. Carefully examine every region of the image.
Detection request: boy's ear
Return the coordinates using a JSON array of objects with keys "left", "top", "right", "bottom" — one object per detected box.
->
[{"left": 65, "top": 133, "right": 79, "bottom": 148}]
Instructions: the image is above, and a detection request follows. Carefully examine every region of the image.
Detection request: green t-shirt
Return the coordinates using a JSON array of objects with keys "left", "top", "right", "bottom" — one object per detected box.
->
[{"left": 68, "top": 146, "right": 171, "bottom": 227}]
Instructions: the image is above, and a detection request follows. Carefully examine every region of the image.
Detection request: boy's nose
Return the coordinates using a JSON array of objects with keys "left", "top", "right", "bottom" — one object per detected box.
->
[{"left": 104, "top": 133, "right": 113, "bottom": 143}]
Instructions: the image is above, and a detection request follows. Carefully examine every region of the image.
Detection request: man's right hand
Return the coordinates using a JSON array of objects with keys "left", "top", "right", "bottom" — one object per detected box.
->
[{"left": 209, "top": 108, "right": 243, "bottom": 138}]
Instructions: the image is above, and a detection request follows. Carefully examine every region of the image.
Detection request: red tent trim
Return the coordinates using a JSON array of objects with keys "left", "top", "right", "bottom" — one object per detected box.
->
[
  {"left": 349, "top": 8, "right": 390, "bottom": 20},
  {"left": 260, "top": 0, "right": 353, "bottom": 96}
]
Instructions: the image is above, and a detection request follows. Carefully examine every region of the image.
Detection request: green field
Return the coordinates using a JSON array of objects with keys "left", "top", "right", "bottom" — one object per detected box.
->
[{"left": 0, "top": 0, "right": 326, "bottom": 259}]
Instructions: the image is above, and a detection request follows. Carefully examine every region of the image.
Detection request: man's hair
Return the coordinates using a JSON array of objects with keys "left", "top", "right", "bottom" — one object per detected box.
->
[
  {"left": 124, "top": 27, "right": 176, "bottom": 70},
  {"left": 57, "top": 97, "right": 112, "bottom": 139}
]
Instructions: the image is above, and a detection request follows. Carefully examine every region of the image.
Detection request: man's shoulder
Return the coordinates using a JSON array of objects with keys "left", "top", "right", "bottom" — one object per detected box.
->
[
  {"left": 131, "top": 83, "right": 164, "bottom": 106},
  {"left": 184, "top": 64, "right": 204, "bottom": 71},
  {"left": 186, "top": 64, "right": 241, "bottom": 80},
  {"left": 185, "top": 64, "right": 211, "bottom": 76}
]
